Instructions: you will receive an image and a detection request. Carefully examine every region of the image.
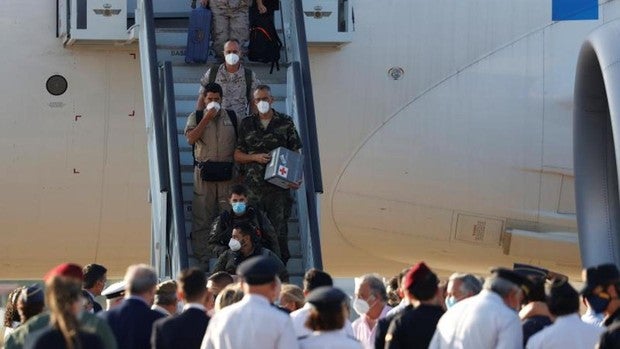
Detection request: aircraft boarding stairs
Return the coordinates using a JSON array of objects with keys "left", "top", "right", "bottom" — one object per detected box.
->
[
  {"left": 155, "top": 19, "right": 302, "bottom": 282},
  {"left": 141, "top": 0, "right": 321, "bottom": 285}
]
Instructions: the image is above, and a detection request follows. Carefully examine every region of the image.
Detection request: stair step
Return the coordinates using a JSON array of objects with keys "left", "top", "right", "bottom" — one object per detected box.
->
[
  {"left": 155, "top": 31, "right": 189, "bottom": 47},
  {"left": 288, "top": 276, "right": 303, "bottom": 286},
  {"left": 170, "top": 63, "right": 288, "bottom": 84},
  {"left": 174, "top": 100, "right": 287, "bottom": 115},
  {"left": 287, "top": 258, "right": 304, "bottom": 276},
  {"left": 173, "top": 82, "right": 288, "bottom": 98}
]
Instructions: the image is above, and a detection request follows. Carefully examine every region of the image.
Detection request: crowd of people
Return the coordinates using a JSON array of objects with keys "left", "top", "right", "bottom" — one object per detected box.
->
[{"left": 3, "top": 258, "right": 620, "bottom": 348}]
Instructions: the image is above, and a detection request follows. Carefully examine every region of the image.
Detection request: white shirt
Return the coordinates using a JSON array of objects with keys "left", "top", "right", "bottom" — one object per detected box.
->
[
  {"left": 429, "top": 289, "right": 522, "bottom": 349},
  {"left": 200, "top": 294, "right": 299, "bottom": 349},
  {"left": 386, "top": 299, "right": 408, "bottom": 317},
  {"left": 299, "top": 331, "right": 362, "bottom": 349},
  {"left": 526, "top": 313, "right": 604, "bottom": 349},
  {"left": 151, "top": 304, "right": 172, "bottom": 316},
  {"left": 581, "top": 308, "right": 605, "bottom": 327},
  {"left": 351, "top": 304, "right": 392, "bottom": 349},
  {"left": 290, "top": 303, "right": 355, "bottom": 338},
  {"left": 184, "top": 302, "right": 208, "bottom": 312}
]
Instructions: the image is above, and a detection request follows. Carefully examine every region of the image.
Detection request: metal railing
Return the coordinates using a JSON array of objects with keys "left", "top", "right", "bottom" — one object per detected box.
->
[
  {"left": 136, "top": 0, "right": 188, "bottom": 279},
  {"left": 281, "top": 0, "right": 324, "bottom": 270}
]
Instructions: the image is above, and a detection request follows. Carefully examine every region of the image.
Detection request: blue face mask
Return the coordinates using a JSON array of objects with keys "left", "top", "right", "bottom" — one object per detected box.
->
[
  {"left": 445, "top": 296, "right": 457, "bottom": 309},
  {"left": 586, "top": 294, "right": 610, "bottom": 314},
  {"left": 231, "top": 202, "right": 247, "bottom": 215}
]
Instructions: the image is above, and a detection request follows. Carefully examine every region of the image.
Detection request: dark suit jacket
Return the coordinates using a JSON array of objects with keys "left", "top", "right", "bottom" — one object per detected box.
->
[
  {"left": 151, "top": 307, "right": 210, "bottom": 349},
  {"left": 84, "top": 290, "right": 103, "bottom": 313},
  {"left": 93, "top": 300, "right": 103, "bottom": 313},
  {"left": 99, "top": 297, "right": 165, "bottom": 349},
  {"left": 385, "top": 304, "right": 444, "bottom": 349},
  {"left": 375, "top": 305, "right": 412, "bottom": 349}
]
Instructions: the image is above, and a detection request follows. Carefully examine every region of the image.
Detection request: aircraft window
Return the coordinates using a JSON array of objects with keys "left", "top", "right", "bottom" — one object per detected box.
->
[
  {"left": 46, "top": 75, "right": 68, "bottom": 96},
  {"left": 388, "top": 67, "right": 404, "bottom": 80}
]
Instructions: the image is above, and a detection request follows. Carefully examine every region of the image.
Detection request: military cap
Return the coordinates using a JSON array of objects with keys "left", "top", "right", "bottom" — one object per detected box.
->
[
  {"left": 44, "top": 263, "right": 84, "bottom": 282},
  {"left": 306, "top": 286, "right": 347, "bottom": 311},
  {"left": 513, "top": 263, "right": 548, "bottom": 278},
  {"left": 581, "top": 263, "right": 620, "bottom": 296},
  {"left": 102, "top": 281, "right": 126, "bottom": 299},
  {"left": 403, "top": 262, "right": 437, "bottom": 291},
  {"left": 21, "top": 284, "right": 44, "bottom": 304},
  {"left": 491, "top": 267, "right": 532, "bottom": 296},
  {"left": 236, "top": 255, "right": 279, "bottom": 285}
]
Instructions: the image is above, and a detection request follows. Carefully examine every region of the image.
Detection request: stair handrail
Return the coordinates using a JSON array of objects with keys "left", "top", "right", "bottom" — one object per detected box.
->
[
  {"left": 160, "top": 61, "right": 190, "bottom": 275},
  {"left": 280, "top": 0, "right": 324, "bottom": 270},
  {"left": 136, "top": 0, "right": 188, "bottom": 278}
]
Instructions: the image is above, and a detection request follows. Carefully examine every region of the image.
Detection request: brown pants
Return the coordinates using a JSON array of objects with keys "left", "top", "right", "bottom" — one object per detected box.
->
[{"left": 191, "top": 167, "right": 232, "bottom": 266}]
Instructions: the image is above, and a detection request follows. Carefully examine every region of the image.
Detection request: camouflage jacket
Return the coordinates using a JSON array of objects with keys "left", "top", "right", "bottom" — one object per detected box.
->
[{"left": 236, "top": 110, "right": 303, "bottom": 194}]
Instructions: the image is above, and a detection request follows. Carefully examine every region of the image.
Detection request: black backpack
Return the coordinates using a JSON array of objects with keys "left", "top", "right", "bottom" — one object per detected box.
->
[{"left": 248, "top": 14, "right": 282, "bottom": 74}]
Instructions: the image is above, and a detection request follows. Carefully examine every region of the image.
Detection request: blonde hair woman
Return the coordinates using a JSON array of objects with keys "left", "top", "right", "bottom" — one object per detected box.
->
[{"left": 214, "top": 283, "right": 245, "bottom": 312}]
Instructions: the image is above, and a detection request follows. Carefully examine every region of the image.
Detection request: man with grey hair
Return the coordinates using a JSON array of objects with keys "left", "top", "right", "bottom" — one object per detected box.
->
[
  {"left": 429, "top": 268, "right": 529, "bottom": 349},
  {"left": 351, "top": 274, "right": 392, "bottom": 349},
  {"left": 444, "top": 273, "right": 483, "bottom": 309},
  {"left": 99, "top": 264, "right": 165, "bottom": 349},
  {"left": 151, "top": 280, "right": 179, "bottom": 316}
]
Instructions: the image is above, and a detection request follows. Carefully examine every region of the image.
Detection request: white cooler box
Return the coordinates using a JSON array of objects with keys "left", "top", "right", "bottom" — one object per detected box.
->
[{"left": 264, "top": 147, "right": 304, "bottom": 189}]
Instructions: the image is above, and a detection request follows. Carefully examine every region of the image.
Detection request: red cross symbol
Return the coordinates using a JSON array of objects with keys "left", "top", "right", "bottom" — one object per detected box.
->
[{"left": 279, "top": 166, "right": 288, "bottom": 176}]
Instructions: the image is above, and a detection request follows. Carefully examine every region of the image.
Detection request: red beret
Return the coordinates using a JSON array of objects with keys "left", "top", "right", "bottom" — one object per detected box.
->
[
  {"left": 404, "top": 262, "right": 432, "bottom": 291},
  {"left": 44, "top": 263, "right": 84, "bottom": 282}
]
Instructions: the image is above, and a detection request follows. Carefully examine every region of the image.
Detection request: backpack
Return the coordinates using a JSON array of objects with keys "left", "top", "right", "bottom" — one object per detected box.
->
[
  {"left": 248, "top": 14, "right": 282, "bottom": 74},
  {"left": 207, "top": 66, "right": 253, "bottom": 107},
  {"left": 191, "top": 109, "right": 238, "bottom": 166}
]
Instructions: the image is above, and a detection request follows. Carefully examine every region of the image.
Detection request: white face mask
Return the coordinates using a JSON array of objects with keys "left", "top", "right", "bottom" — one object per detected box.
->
[
  {"left": 228, "top": 238, "right": 241, "bottom": 252},
  {"left": 257, "top": 100, "right": 270, "bottom": 114},
  {"left": 352, "top": 297, "right": 371, "bottom": 316},
  {"left": 206, "top": 101, "right": 221, "bottom": 111},
  {"left": 225, "top": 53, "right": 240, "bottom": 65}
]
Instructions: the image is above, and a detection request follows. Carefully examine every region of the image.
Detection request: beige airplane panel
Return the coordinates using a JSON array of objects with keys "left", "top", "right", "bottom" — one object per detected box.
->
[
  {"left": 310, "top": 0, "right": 593, "bottom": 280},
  {"left": 0, "top": 1, "right": 149, "bottom": 279}
]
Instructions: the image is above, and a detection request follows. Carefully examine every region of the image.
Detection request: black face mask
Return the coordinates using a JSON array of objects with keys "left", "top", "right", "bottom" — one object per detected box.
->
[{"left": 586, "top": 294, "right": 610, "bottom": 313}]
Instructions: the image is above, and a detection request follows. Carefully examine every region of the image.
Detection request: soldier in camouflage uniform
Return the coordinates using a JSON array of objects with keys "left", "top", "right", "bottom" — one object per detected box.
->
[
  {"left": 200, "top": 0, "right": 251, "bottom": 59},
  {"left": 196, "top": 39, "right": 260, "bottom": 122},
  {"left": 234, "top": 85, "right": 303, "bottom": 264}
]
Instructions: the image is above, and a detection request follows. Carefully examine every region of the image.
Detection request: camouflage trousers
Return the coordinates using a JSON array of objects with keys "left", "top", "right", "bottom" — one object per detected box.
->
[
  {"left": 249, "top": 188, "right": 293, "bottom": 264},
  {"left": 191, "top": 167, "right": 233, "bottom": 268},
  {"left": 211, "top": 5, "right": 250, "bottom": 58}
]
